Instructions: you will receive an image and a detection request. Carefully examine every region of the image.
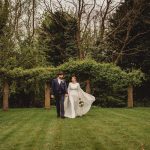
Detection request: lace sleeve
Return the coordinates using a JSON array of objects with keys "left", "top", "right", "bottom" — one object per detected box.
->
[
  {"left": 77, "top": 83, "right": 81, "bottom": 98},
  {"left": 68, "top": 82, "right": 71, "bottom": 94},
  {"left": 77, "top": 83, "right": 81, "bottom": 90}
]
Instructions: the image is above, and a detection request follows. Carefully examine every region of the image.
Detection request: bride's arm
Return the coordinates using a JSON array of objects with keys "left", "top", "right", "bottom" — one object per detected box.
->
[
  {"left": 68, "top": 82, "right": 71, "bottom": 94},
  {"left": 77, "top": 83, "right": 81, "bottom": 98}
]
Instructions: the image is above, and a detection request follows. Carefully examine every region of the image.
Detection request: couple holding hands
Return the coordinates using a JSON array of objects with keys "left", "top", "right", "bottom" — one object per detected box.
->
[{"left": 51, "top": 72, "right": 95, "bottom": 119}]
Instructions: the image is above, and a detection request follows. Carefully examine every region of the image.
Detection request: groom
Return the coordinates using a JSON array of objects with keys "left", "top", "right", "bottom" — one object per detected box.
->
[{"left": 51, "top": 71, "right": 68, "bottom": 118}]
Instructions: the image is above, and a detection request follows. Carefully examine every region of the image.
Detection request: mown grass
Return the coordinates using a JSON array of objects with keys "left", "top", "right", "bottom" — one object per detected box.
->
[{"left": 0, "top": 107, "right": 150, "bottom": 150}]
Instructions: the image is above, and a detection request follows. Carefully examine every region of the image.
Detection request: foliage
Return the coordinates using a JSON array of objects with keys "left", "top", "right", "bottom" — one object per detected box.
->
[
  {"left": 0, "top": 0, "right": 9, "bottom": 35},
  {"left": 16, "top": 40, "right": 47, "bottom": 69},
  {"left": 38, "top": 11, "right": 78, "bottom": 66},
  {"left": 0, "top": 59, "right": 144, "bottom": 87},
  {"left": 108, "top": 0, "right": 150, "bottom": 105},
  {"left": 108, "top": 0, "right": 150, "bottom": 68},
  {"left": 0, "top": 59, "right": 144, "bottom": 107},
  {"left": 0, "top": 0, "right": 16, "bottom": 69}
]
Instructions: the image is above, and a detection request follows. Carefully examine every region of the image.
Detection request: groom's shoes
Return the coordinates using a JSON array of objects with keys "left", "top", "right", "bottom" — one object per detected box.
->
[
  {"left": 57, "top": 114, "right": 65, "bottom": 119},
  {"left": 61, "top": 116, "right": 65, "bottom": 119},
  {"left": 57, "top": 115, "right": 60, "bottom": 118}
]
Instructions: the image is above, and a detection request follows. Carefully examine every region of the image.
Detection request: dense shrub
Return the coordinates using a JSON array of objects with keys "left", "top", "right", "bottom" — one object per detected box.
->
[{"left": 0, "top": 59, "right": 144, "bottom": 107}]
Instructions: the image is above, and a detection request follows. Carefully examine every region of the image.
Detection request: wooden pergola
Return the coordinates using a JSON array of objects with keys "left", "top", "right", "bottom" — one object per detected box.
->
[
  {"left": 2, "top": 79, "right": 93, "bottom": 111},
  {"left": 1, "top": 60, "right": 143, "bottom": 111}
]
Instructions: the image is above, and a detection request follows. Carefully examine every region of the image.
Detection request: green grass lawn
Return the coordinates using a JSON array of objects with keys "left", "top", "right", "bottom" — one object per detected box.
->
[{"left": 0, "top": 107, "right": 150, "bottom": 150}]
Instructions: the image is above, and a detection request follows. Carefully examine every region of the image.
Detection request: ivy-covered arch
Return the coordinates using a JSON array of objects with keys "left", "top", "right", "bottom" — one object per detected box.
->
[{"left": 0, "top": 59, "right": 144, "bottom": 111}]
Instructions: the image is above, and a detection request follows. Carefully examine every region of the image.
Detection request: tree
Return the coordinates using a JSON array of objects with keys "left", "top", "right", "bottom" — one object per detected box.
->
[
  {"left": 0, "top": 0, "right": 16, "bottom": 69},
  {"left": 38, "top": 11, "right": 78, "bottom": 66},
  {"left": 0, "top": 0, "right": 9, "bottom": 35},
  {"left": 108, "top": 0, "right": 150, "bottom": 66},
  {"left": 0, "top": 0, "right": 47, "bottom": 110},
  {"left": 108, "top": 0, "right": 150, "bottom": 105}
]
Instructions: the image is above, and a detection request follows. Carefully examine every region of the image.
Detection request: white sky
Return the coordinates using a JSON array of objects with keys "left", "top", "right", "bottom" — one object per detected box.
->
[{"left": 38, "top": 0, "right": 123, "bottom": 15}]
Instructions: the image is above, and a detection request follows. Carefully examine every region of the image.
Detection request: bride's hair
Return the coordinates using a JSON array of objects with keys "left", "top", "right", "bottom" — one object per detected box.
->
[{"left": 71, "top": 74, "right": 77, "bottom": 81}]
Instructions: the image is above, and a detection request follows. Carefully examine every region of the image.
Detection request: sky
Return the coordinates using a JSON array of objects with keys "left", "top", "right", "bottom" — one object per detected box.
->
[{"left": 38, "top": 0, "right": 123, "bottom": 15}]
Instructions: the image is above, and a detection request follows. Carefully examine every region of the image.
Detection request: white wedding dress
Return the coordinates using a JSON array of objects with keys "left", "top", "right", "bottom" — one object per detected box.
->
[{"left": 64, "top": 82, "right": 95, "bottom": 118}]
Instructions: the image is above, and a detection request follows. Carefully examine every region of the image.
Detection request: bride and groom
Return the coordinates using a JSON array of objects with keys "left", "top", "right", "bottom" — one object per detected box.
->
[{"left": 51, "top": 71, "right": 95, "bottom": 119}]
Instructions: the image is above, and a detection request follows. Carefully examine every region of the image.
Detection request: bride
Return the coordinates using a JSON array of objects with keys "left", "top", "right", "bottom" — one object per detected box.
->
[{"left": 64, "top": 75, "right": 95, "bottom": 118}]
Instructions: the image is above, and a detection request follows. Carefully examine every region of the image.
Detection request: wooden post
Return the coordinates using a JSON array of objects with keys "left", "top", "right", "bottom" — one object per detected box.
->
[
  {"left": 127, "top": 85, "right": 133, "bottom": 108},
  {"left": 3, "top": 81, "right": 9, "bottom": 111},
  {"left": 44, "top": 82, "right": 50, "bottom": 109},
  {"left": 86, "top": 80, "right": 91, "bottom": 94}
]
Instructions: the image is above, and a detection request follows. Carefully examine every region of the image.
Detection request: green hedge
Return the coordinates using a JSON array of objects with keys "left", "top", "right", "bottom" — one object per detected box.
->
[
  {"left": 0, "top": 59, "right": 144, "bottom": 87},
  {"left": 0, "top": 59, "right": 145, "bottom": 107}
]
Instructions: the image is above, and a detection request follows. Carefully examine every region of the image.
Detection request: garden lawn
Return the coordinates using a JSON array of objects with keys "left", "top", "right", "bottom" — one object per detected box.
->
[{"left": 0, "top": 107, "right": 150, "bottom": 150}]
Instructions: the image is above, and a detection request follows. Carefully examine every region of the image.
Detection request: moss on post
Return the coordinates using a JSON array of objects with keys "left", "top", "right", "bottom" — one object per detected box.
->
[
  {"left": 128, "top": 85, "right": 133, "bottom": 108},
  {"left": 3, "top": 81, "right": 9, "bottom": 111},
  {"left": 44, "top": 82, "right": 50, "bottom": 109}
]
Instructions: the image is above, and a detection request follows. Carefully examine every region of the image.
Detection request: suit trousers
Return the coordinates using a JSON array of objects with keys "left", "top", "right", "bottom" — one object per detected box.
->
[{"left": 55, "top": 94, "right": 65, "bottom": 117}]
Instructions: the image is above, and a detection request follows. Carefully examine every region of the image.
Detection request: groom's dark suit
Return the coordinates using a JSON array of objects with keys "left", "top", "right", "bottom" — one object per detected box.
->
[{"left": 51, "top": 78, "right": 68, "bottom": 117}]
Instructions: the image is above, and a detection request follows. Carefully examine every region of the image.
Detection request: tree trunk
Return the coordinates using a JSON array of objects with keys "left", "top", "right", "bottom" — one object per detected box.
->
[
  {"left": 127, "top": 85, "right": 133, "bottom": 108},
  {"left": 44, "top": 82, "right": 50, "bottom": 109},
  {"left": 86, "top": 80, "right": 91, "bottom": 94},
  {"left": 76, "top": 28, "right": 83, "bottom": 59},
  {"left": 3, "top": 81, "right": 9, "bottom": 111},
  {"left": 32, "top": 0, "right": 35, "bottom": 37}
]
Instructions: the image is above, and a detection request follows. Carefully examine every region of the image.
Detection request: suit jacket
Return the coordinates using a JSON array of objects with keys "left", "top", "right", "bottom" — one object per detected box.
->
[{"left": 51, "top": 78, "right": 68, "bottom": 95}]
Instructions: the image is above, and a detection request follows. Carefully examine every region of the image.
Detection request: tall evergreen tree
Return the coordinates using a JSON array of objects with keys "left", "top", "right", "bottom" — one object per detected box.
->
[{"left": 38, "top": 11, "right": 78, "bottom": 66}]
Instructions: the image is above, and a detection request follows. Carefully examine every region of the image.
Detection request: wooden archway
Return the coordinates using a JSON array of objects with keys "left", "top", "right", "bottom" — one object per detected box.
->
[
  {"left": 2, "top": 80, "right": 134, "bottom": 111},
  {"left": 1, "top": 59, "right": 141, "bottom": 111}
]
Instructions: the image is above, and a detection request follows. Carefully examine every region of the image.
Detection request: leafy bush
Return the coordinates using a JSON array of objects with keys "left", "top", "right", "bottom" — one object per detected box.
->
[{"left": 0, "top": 59, "right": 144, "bottom": 107}]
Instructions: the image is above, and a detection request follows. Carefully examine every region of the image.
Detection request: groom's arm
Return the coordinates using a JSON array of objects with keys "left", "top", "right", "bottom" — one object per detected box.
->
[
  {"left": 51, "top": 79, "right": 55, "bottom": 96},
  {"left": 64, "top": 81, "right": 68, "bottom": 94}
]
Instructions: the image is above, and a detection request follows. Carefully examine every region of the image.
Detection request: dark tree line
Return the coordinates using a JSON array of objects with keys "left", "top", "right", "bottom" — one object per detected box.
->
[{"left": 108, "top": 0, "right": 150, "bottom": 105}]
